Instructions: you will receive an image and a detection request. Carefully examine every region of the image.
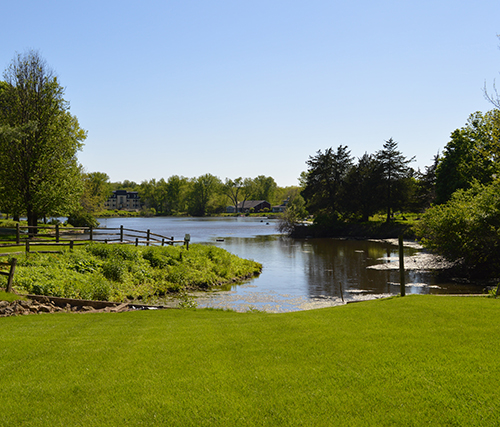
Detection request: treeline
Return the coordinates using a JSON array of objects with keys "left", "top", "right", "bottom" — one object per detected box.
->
[
  {"left": 298, "top": 138, "right": 434, "bottom": 224},
  {"left": 105, "top": 175, "right": 300, "bottom": 217}
]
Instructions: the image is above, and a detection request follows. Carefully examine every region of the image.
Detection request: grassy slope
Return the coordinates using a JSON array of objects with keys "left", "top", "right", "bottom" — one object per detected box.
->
[{"left": 0, "top": 295, "right": 498, "bottom": 426}]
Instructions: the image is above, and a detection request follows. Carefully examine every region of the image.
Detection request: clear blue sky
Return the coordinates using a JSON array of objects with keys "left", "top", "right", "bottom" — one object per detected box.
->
[{"left": 2, "top": 0, "right": 499, "bottom": 187}]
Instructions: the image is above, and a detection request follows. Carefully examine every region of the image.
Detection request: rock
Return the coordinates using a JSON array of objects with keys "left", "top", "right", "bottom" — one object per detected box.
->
[
  {"left": 110, "top": 302, "right": 129, "bottom": 313},
  {"left": 38, "top": 304, "right": 53, "bottom": 313}
]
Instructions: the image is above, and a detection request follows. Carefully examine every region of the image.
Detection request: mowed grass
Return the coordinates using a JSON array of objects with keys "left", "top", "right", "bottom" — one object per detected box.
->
[{"left": 0, "top": 295, "right": 499, "bottom": 426}]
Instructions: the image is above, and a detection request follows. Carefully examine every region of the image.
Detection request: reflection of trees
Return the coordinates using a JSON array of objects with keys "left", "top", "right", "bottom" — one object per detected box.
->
[{"left": 300, "top": 239, "right": 404, "bottom": 297}]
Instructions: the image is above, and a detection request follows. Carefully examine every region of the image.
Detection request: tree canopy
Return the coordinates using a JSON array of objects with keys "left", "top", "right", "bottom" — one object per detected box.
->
[
  {"left": 0, "top": 51, "right": 86, "bottom": 227},
  {"left": 435, "top": 110, "right": 500, "bottom": 204}
]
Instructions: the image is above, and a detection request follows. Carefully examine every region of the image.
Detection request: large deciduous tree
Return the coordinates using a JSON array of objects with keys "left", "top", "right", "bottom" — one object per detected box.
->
[
  {"left": 187, "top": 174, "right": 222, "bottom": 216},
  {"left": 0, "top": 51, "right": 86, "bottom": 229},
  {"left": 435, "top": 111, "right": 500, "bottom": 204}
]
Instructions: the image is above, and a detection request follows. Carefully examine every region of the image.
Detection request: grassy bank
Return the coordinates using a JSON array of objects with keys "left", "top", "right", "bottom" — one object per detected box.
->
[
  {"left": 1, "top": 243, "right": 262, "bottom": 302},
  {"left": 0, "top": 295, "right": 498, "bottom": 426}
]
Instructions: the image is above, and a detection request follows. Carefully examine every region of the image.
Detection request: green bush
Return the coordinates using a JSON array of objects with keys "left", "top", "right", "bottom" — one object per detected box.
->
[
  {"left": 416, "top": 179, "right": 500, "bottom": 277},
  {"left": 66, "top": 210, "right": 100, "bottom": 228}
]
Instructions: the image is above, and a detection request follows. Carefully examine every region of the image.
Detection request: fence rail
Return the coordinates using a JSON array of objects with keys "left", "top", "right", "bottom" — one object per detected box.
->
[{"left": 0, "top": 224, "right": 188, "bottom": 252}]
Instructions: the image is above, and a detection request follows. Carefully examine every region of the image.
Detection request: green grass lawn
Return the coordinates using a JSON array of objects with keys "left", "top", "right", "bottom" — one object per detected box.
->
[{"left": 0, "top": 295, "right": 498, "bottom": 426}]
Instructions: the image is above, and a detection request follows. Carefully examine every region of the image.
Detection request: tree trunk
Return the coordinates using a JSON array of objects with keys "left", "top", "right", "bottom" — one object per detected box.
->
[{"left": 27, "top": 211, "right": 38, "bottom": 236}]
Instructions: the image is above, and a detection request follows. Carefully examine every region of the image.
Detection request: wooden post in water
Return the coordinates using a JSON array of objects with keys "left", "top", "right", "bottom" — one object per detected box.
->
[{"left": 399, "top": 235, "right": 405, "bottom": 297}]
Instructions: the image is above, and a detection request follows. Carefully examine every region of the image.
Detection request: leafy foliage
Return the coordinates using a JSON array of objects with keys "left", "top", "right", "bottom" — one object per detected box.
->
[
  {"left": 0, "top": 51, "right": 86, "bottom": 226},
  {"left": 435, "top": 110, "right": 500, "bottom": 204},
  {"left": 302, "top": 145, "right": 353, "bottom": 216},
  {"left": 416, "top": 179, "right": 500, "bottom": 277},
  {"left": 6, "top": 243, "right": 262, "bottom": 301}
]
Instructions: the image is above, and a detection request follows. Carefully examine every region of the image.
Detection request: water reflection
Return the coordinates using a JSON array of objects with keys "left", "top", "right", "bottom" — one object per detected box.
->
[{"left": 97, "top": 217, "right": 482, "bottom": 312}]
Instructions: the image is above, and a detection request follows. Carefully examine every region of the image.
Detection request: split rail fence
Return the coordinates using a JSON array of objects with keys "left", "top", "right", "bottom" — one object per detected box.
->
[{"left": 0, "top": 224, "right": 188, "bottom": 253}]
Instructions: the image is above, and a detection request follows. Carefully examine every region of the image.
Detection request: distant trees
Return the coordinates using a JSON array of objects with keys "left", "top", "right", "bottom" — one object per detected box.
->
[
  {"left": 187, "top": 174, "right": 222, "bottom": 216},
  {"left": 81, "top": 172, "right": 112, "bottom": 213},
  {"left": 0, "top": 51, "right": 86, "bottom": 228},
  {"left": 376, "top": 138, "right": 415, "bottom": 222},
  {"left": 343, "top": 153, "right": 384, "bottom": 221},
  {"left": 301, "top": 141, "right": 415, "bottom": 222},
  {"left": 301, "top": 146, "right": 353, "bottom": 217}
]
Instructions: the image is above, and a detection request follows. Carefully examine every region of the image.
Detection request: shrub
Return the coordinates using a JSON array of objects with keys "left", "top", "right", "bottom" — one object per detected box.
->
[
  {"left": 416, "top": 179, "right": 500, "bottom": 277},
  {"left": 67, "top": 210, "right": 99, "bottom": 228}
]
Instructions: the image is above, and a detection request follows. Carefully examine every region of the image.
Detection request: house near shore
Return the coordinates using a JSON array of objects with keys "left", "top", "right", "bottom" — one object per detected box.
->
[
  {"left": 104, "top": 190, "right": 143, "bottom": 211},
  {"left": 272, "top": 198, "right": 290, "bottom": 213},
  {"left": 226, "top": 200, "right": 271, "bottom": 214}
]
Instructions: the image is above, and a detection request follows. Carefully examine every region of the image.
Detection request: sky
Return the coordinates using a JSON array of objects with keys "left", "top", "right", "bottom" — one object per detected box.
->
[{"left": 1, "top": 0, "right": 499, "bottom": 187}]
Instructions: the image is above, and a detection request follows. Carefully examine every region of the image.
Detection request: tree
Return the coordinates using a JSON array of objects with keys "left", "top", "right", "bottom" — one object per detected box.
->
[
  {"left": 376, "top": 138, "right": 414, "bottom": 222},
  {"left": 277, "top": 189, "right": 308, "bottom": 234},
  {"left": 187, "top": 174, "right": 222, "bottom": 216},
  {"left": 223, "top": 177, "right": 244, "bottom": 214},
  {"left": 302, "top": 146, "right": 353, "bottom": 217},
  {"left": 343, "top": 153, "right": 384, "bottom": 221},
  {"left": 165, "top": 175, "right": 188, "bottom": 214},
  {"left": 0, "top": 51, "right": 86, "bottom": 229},
  {"left": 251, "top": 175, "right": 277, "bottom": 204},
  {"left": 413, "top": 154, "right": 439, "bottom": 210},
  {"left": 435, "top": 111, "right": 500, "bottom": 204},
  {"left": 80, "top": 172, "right": 112, "bottom": 213}
]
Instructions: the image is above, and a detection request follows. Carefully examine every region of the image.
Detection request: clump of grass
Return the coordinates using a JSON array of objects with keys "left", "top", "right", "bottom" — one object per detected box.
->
[
  {"left": 0, "top": 291, "right": 26, "bottom": 302},
  {"left": 2, "top": 243, "right": 261, "bottom": 302}
]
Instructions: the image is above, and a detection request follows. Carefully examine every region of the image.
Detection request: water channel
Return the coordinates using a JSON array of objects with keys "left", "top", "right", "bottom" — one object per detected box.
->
[{"left": 98, "top": 217, "right": 481, "bottom": 312}]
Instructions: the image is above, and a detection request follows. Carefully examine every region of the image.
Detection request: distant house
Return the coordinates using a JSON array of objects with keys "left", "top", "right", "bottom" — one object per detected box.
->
[
  {"left": 104, "top": 190, "right": 143, "bottom": 211},
  {"left": 226, "top": 200, "right": 271, "bottom": 214},
  {"left": 272, "top": 198, "right": 289, "bottom": 213}
]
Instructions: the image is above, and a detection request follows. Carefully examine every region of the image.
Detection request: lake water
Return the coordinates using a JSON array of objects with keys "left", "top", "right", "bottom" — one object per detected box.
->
[{"left": 98, "top": 217, "right": 482, "bottom": 312}]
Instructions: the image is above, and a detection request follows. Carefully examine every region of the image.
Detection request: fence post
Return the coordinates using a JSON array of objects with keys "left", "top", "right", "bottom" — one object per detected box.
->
[
  {"left": 69, "top": 240, "right": 74, "bottom": 251},
  {"left": 399, "top": 235, "right": 405, "bottom": 297},
  {"left": 89, "top": 226, "right": 93, "bottom": 242},
  {"left": 147, "top": 230, "right": 150, "bottom": 247},
  {"left": 16, "top": 223, "right": 20, "bottom": 245},
  {"left": 135, "top": 238, "right": 139, "bottom": 247},
  {"left": 56, "top": 223, "right": 60, "bottom": 243},
  {"left": 25, "top": 240, "right": 30, "bottom": 253},
  {"left": 162, "top": 238, "right": 165, "bottom": 246},
  {"left": 6, "top": 258, "right": 17, "bottom": 293},
  {"left": 120, "top": 225, "right": 124, "bottom": 242}
]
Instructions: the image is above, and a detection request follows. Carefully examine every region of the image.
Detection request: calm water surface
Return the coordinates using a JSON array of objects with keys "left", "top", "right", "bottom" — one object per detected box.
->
[{"left": 98, "top": 217, "right": 481, "bottom": 312}]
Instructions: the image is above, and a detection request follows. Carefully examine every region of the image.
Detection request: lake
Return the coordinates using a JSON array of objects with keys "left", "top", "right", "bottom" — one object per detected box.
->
[{"left": 97, "top": 217, "right": 482, "bottom": 312}]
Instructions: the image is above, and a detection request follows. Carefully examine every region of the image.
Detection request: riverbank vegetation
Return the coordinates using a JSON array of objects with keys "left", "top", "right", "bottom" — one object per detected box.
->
[
  {"left": 1, "top": 243, "right": 262, "bottom": 302},
  {"left": 0, "top": 295, "right": 498, "bottom": 426}
]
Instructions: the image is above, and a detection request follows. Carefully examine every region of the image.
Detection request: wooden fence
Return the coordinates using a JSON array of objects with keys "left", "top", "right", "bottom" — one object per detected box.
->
[{"left": 0, "top": 224, "right": 188, "bottom": 252}]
